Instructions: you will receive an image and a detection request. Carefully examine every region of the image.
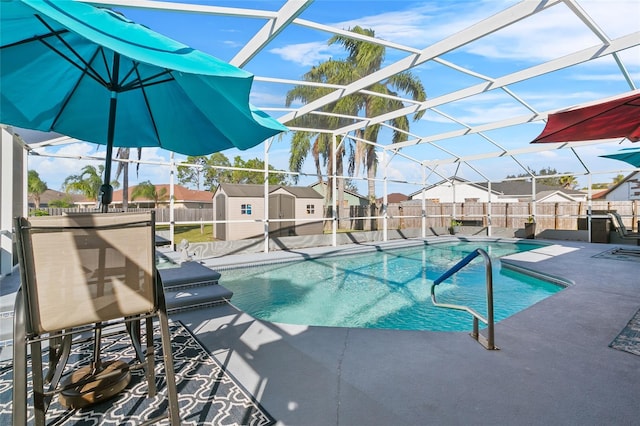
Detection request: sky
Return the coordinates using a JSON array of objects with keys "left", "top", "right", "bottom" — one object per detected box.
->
[{"left": 19, "top": 0, "right": 640, "bottom": 196}]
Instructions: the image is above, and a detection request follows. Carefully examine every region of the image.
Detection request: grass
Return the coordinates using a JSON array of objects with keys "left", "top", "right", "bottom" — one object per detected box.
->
[{"left": 157, "top": 224, "right": 215, "bottom": 243}]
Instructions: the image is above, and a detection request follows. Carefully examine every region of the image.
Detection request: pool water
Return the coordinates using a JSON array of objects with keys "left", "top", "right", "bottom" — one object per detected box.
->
[{"left": 219, "top": 242, "right": 563, "bottom": 332}]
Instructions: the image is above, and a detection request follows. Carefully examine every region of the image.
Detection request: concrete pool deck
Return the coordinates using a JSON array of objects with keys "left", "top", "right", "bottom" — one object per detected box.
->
[
  {"left": 1, "top": 237, "right": 638, "bottom": 424},
  {"left": 172, "top": 238, "right": 640, "bottom": 425}
]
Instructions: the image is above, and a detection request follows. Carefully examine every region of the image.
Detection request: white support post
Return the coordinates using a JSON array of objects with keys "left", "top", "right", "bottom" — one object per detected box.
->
[
  {"left": 332, "top": 134, "right": 337, "bottom": 247},
  {"left": 487, "top": 180, "right": 492, "bottom": 237},
  {"left": 421, "top": 166, "right": 426, "bottom": 239},
  {"left": 382, "top": 150, "right": 388, "bottom": 242},
  {"left": 587, "top": 174, "right": 592, "bottom": 243},
  {"left": 264, "top": 140, "right": 271, "bottom": 253},
  {"left": 1, "top": 127, "right": 26, "bottom": 276},
  {"left": 169, "top": 152, "right": 175, "bottom": 248},
  {"left": 531, "top": 177, "right": 537, "bottom": 223}
]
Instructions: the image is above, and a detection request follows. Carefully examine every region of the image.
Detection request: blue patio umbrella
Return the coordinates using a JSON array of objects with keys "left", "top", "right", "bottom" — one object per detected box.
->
[
  {"left": 0, "top": 0, "right": 287, "bottom": 209},
  {"left": 599, "top": 146, "right": 640, "bottom": 168}
]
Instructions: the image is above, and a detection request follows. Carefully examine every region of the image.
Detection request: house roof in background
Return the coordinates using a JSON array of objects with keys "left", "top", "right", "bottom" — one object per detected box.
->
[
  {"left": 480, "top": 181, "right": 584, "bottom": 197},
  {"left": 309, "top": 181, "right": 367, "bottom": 200},
  {"left": 31, "top": 189, "right": 85, "bottom": 205},
  {"left": 377, "top": 193, "right": 408, "bottom": 204},
  {"left": 112, "top": 184, "right": 212, "bottom": 202},
  {"left": 591, "top": 170, "right": 640, "bottom": 199}
]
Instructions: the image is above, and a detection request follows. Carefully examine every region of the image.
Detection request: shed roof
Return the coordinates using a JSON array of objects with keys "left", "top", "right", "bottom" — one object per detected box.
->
[{"left": 218, "top": 183, "right": 323, "bottom": 199}]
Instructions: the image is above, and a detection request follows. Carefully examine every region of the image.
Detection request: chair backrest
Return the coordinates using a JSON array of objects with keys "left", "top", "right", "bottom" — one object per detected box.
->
[
  {"left": 608, "top": 212, "right": 628, "bottom": 237},
  {"left": 14, "top": 212, "right": 157, "bottom": 335}
]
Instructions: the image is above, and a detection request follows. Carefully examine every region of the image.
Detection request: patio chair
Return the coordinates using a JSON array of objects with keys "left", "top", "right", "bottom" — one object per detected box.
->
[
  {"left": 12, "top": 212, "right": 180, "bottom": 425},
  {"left": 607, "top": 212, "right": 640, "bottom": 245}
]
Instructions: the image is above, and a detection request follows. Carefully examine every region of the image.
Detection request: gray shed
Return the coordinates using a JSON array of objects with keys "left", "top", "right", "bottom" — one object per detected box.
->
[{"left": 213, "top": 183, "right": 324, "bottom": 240}]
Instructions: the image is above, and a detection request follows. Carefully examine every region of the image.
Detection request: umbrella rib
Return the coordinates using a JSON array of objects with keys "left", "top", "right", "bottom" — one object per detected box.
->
[
  {"left": 133, "top": 66, "right": 162, "bottom": 144},
  {"left": 35, "top": 15, "right": 110, "bottom": 88},
  {"left": 0, "top": 28, "right": 68, "bottom": 50},
  {"left": 120, "top": 69, "right": 175, "bottom": 92},
  {"left": 51, "top": 48, "right": 104, "bottom": 131}
]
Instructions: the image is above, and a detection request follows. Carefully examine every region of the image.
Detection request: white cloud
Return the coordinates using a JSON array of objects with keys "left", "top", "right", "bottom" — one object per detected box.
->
[
  {"left": 269, "top": 42, "right": 339, "bottom": 67},
  {"left": 465, "top": 1, "right": 640, "bottom": 64},
  {"left": 28, "top": 143, "right": 176, "bottom": 190}
]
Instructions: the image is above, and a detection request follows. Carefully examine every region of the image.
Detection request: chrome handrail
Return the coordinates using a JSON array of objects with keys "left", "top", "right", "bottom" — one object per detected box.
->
[{"left": 431, "top": 248, "right": 497, "bottom": 350}]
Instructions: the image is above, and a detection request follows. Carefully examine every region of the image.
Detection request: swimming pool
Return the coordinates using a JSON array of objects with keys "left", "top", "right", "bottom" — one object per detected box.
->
[{"left": 219, "top": 241, "right": 564, "bottom": 332}]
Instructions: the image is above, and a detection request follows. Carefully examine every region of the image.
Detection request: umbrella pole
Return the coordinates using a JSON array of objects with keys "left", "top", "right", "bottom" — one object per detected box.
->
[{"left": 99, "top": 54, "right": 120, "bottom": 213}]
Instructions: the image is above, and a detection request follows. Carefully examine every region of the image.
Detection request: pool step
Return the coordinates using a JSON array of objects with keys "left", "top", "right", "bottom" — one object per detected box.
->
[
  {"left": 159, "top": 261, "right": 222, "bottom": 289},
  {"left": 163, "top": 285, "right": 233, "bottom": 314},
  {"left": 159, "top": 261, "right": 232, "bottom": 314}
]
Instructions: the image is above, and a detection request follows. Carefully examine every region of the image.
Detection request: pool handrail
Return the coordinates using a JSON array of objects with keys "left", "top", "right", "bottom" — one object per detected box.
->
[{"left": 431, "top": 248, "right": 497, "bottom": 350}]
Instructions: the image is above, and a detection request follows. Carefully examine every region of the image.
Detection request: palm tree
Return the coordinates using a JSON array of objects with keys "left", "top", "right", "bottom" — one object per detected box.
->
[
  {"left": 328, "top": 26, "right": 426, "bottom": 203},
  {"left": 286, "top": 60, "right": 355, "bottom": 214},
  {"left": 114, "top": 147, "right": 141, "bottom": 211},
  {"left": 131, "top": 181, "right": 168, "bottom": 209},
  {"left": 286, "top": 26, "right": 426, "bottom": 208},
  {"left": 63, "top": 165, "right": 106, "bottom": 202},
  {"left": 559, "top": 175, "right": 578, "bottom": 189},
  {"left": 27, "top": 170, "right": 47, "bottom": 209},
  {"left": 613, "top": 174, "right": 625, "bottom": 185}
]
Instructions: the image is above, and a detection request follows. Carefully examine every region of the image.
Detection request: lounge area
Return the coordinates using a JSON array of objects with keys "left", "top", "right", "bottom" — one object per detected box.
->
[{"left": 1, "top": 0, "right": 639, "bottom": 424}]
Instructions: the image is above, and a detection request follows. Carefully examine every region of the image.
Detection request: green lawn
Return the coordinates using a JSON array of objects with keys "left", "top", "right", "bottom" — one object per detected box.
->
[{"left": 157, "top": 224, "right": 215, "bottom": 243}]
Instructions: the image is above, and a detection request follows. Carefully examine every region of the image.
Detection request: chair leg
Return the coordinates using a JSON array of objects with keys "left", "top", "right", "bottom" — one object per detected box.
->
[
  {"left": 145, "top": 317, "right": 157, "bottom": 397},
  {"left": 156, "top": 278, "right": 180, "bottom": 425},
  {"left": 44, "top": 333, "right": 73, "bottom": 411},
  {"left": 13, "top": 288, "right": 28, "bottom": 426},
  {"left": 31, "top": 340, "right": 46, "bottom": 426}
]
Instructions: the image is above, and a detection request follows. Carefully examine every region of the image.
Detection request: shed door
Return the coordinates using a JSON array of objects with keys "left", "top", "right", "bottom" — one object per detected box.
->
[
  {"left": 215, "top": 194, "right": 226, "bottom": 240},
  {"left": 269, "top": 194, "right": 295, "bottom": 237}
]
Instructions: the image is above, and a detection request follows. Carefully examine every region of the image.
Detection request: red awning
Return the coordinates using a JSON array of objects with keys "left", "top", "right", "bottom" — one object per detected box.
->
[{"left": 531, "top": 91, "right": 640, "bottom": 143}]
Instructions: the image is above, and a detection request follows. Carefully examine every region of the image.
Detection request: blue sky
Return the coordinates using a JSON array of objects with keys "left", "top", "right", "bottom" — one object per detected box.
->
[{"left": 24, "top": 0, "right": 640, "bottom": 195}]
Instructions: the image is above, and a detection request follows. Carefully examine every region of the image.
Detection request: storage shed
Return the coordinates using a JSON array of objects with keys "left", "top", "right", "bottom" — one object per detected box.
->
[{"left": 213, "top": 183, "right": 324, "bottom": 240}]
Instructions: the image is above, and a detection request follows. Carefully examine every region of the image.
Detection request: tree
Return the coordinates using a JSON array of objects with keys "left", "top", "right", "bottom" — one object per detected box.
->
[
  {"left": 229, "top": 156, "right": 289, "bottom": 185},
  {"left": 48, "top": 196, "right": 75, "bottom": 208},
  {"left": 203, "top": 153, "right": 233, "bottom": 190},
  {"left": 285, "top": 26, "right": 426, "bottom": 207},
  {"left": 63, "top": 165, "right": 105, "bottom": 202},
  {"left": 506, "top": 167, "right": 564, "bottom": 186},
  {"left": 28, "top": 170, "right": 47, "bottom": 209},
  {"left": 114, "top": 147, "right": 141, "bottom": 211},
  {"left": 177, "top": 155, "right": 209, "bottom": 190},
  {"left": 559, "top": 175, "right": 578, "bottom": 189},
  {"left": 329, "top": 26, "right": 426, "bottom": 204},
  {"left": 131, "top": 181, "right": 168, "bottom": 209},
  {"left": 613, "top": 174, "right": 625, "bottom": 185}
]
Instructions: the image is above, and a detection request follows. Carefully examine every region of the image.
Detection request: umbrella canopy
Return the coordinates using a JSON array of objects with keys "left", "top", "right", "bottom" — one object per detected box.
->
[
  {"left": 0, "top": 0, "right": 287, "bottom": 207},
  {"left": 531, "top": 91, "right": 640, "bottom": 144},
  {"left": 599, "top": 147, "right": 640, "bottom": 168}
]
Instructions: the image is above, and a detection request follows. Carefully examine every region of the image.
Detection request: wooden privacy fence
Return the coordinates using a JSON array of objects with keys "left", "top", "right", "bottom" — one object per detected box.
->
[
  {"left": 340, "top": 200, "right": 639, "bottom": 232},
  {"left": 31, "top": 207, "right": 214, "bottom": 223},
  {"left": 32, "top": 200, "right": 639, "bottom": 232}
]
